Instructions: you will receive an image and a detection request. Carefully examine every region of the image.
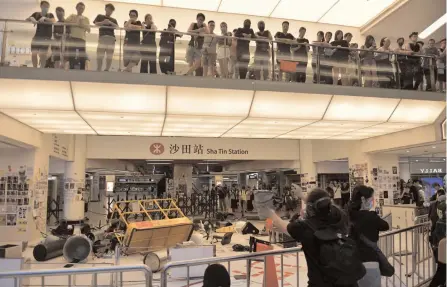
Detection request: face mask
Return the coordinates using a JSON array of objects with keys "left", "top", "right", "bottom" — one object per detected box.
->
[
  {"left": 244, "top": 23, "right": 250, "bottom": 29},
  {"left": 258, "top": 25, "right": 265, "bottom": 32},
  {"left": 41, "top": 7, "right": 49, "bottom": 15}
]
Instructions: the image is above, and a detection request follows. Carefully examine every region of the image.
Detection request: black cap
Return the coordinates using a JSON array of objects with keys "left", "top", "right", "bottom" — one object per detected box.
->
[{"left": 409, "top": 32, "right": 418, "bottom": 38}]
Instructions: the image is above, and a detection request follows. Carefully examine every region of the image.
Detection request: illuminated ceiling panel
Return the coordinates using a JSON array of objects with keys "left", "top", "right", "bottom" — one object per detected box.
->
[
  {"left": 330, "top": 122, "right": 426, "bottom": 140},
  {"left": 388, "top": 99, "right": 446, "bottom": 124},
  {"left": 163, "top": 0, "right": 221, "bottom": 11},
  {"left": 271, "top": 0, "right": 338, "bottom": 22},
  {"left": 219, "top": 0, "right": 281, "bottom": 16},
  {"left": 1, "top": 109, "right": 94, "bottom": 134},
  {"left": 162, "top": 115, "right": 242, "bottom": 137},
  {"left": 319, "top": 0, "right": 396, "bottom": 27},
  {"left": 250, "top": 92, "right": 332, "bottom": 119},
  {"left": 168, "top": 87, "right": 253, "bottom": 117},
  {"left": 324, "top": 96, "right": 400, "bottom": 122},
  {"left": 0, "top": 79, "right": 73, "bottom": 110},
  {"left": 72, "top": 82, "right": 166, "bottom": 113},
  {"left": 80, "top": 112, "right": 164, "bottom": 136},
  {"left": 108, "top": 0, "right": 161, "bottom": 5},
  {"left": 223, "top": 118, "right": 315, "bottom": 138}
]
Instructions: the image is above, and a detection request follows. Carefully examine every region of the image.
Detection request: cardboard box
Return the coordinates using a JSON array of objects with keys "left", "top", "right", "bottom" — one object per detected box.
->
[{"left": 0, "top": 244, "right": 22, "bottom": 258}]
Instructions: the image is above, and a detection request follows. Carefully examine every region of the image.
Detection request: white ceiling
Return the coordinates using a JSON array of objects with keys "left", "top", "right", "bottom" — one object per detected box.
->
[
  {"left": 108, "top": 0, "right": 398, "bottom": 27},
  {"left": 0, "top": 79, "right": 444, "bottom": 140},
  {"left": 365, "top": 0, "right": 446, "bottom": 41},
  {"left": 384, "top": 142, "right": 447, "bottom": 156}
]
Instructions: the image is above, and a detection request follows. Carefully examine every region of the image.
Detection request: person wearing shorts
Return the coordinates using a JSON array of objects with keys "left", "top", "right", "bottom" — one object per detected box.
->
[
  {"left": 217, "top": 22, "right": 232, "bottom": 78},
  {"left": 65, "top": 2, "right": 90, "bottom": 70},
  {"left": 26, "top": 1, "right": 55, "bottom": 68},
  {"left": 185, "top": 13, "right": 208, "bottom": 76},
  {"left": 52, "top": 6, "right": 67, "bottom": 69},
  {"left": 202, "top": 20, "right": 218, "bottom": 77},
  {"left": 94, "top": 3, "right": 118, "bottom": 72},
  {"left": 275, "top": 21, "right": 294, "bottom": 81},
  {"left": 123, "top": 9, "right": 143, "bottom": 72}
]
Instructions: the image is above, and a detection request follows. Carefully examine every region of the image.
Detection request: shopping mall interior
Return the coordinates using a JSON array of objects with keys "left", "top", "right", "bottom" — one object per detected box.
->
[{"left": 0, "top": 0, "right": 446, "bottom": 286}]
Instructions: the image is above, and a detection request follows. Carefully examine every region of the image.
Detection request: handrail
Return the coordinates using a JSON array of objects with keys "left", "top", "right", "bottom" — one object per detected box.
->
[
  {"left": 160, "top": 246, "right": 301, "bottom": 287},
  {"left": 0, "top": 264, "right": 153, "bottom": 287},
  {"left": 378, "top": 222, "right": 430, "bottom": 237},
  {"left": 0, "top": 18, "right": 437, "bottom": 58}
]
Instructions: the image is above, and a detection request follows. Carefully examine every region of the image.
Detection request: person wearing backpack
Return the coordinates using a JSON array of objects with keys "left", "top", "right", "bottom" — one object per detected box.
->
[
  {"left": 429, "top": 196, "right": 446, "bottom": 287},
  {"left": 348, "top": 185, "right": 389, "bottom": 287},
  {"left": 264, "top": 188, "right": 365, "bottom": 287}
]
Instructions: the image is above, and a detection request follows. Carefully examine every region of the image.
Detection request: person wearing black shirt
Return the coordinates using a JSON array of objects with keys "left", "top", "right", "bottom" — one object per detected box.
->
[
  {"left": 348, "top": 186, "right": 389, "bottom": 287},
  {"left": 322, "top": 31, "right": 334, "bottom": 84},
  {"left": 235, "top": 19, "right": 255, "bottom": 79},
  {"left": 291, "top": 27, "right": 309, "bottom": 83},
  {"left": 93, "top": 3, "right": 118, "bottom": 72},
  {"left": 123, "top": 10, "right": 143, "bottom": 72},
  {"left": 52, "top": 7, "right": 66, "bottom": 69},
  {"left": 26, "top": 1, "right": 56, "bottom": 68},
  {"left": 254, "top": 21, "right": 272, "bottom": 80},
  {"left": 185, "top": 13, "right": 209, "bottom": 76},
  {"left": 405, "top": 32, "right": 423, "bottom": 90},
  {"left": 344, "top": 32, "right": 353, "bottom": 45},
  {"left": 140, "top": 13, "right": 158, "bottom": 74},
  {"left": 330, "top": 30, "right": 349, "bottom": 86},
  {"left": 275, "top": 21, "right": 294, "bottom": 81},
  {"left": 266, "top": 188, "right": 358, "bottom": 287},
  {"left": 159, "top": 19, "right": 181, "bottom": 74}
]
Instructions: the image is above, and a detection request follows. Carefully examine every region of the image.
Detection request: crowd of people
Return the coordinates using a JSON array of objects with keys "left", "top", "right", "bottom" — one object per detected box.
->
[
  {"left": 26, "top": 1, "right": 446, "bottom": 91},
  {"left": 211, "top": 184, "right": 255, "bottom": 217}
]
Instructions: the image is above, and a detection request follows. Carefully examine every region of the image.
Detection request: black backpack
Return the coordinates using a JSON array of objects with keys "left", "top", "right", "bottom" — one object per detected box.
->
[{"left": 304, "top": 220, "right": 366, "bottom": 286}]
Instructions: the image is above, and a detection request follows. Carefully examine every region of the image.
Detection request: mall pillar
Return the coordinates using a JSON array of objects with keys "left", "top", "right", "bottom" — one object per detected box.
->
[
  {"left": 348, "top": 146, "right": 400, "bottom": 210},
  {"left": 64, "top": 135, "right": 87, "bottom": 221},
  {"left": 299, "top": 140, "right": 317, "bottom": 192},
  {"left": 173, "top": 164, "right": 193, "bottom": 195}
]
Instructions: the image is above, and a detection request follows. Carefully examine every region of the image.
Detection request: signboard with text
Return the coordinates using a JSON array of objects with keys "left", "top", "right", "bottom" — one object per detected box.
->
[{"left": 87, "top": 136, "right": 300, "bottom": 160}]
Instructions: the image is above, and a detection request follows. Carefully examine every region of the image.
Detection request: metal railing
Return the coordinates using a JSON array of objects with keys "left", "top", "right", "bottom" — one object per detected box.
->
[
  {"left": 160, "top": 246, "right": 302, "bottom": 287},
  {"left": 0, "top": 264, "right": 153, "bottom": 287},
  {"left": 0, "top": 18, "right": 443, "bottom": 92},
  {"left": 378, "top": 222, "right": 435, "bottom": 287}
]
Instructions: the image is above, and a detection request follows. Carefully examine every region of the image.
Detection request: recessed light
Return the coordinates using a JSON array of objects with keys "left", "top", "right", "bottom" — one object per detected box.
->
[
  {"left": 406, "top": 150, "right": 410, "bottom": 153},
  {"left": 416, "top": 160, "right": 419, "bottom": 162},
  {"left": 432, "top": 146, "right": 436, "bottom": 149},
  {"left": 444, "top": 159, "right": 446, "bottom": 161}
]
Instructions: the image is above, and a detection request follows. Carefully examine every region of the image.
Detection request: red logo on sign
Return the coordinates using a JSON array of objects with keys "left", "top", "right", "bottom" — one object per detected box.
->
[{"left": 150, "top": 143, "right": 165, "bottom": 155}]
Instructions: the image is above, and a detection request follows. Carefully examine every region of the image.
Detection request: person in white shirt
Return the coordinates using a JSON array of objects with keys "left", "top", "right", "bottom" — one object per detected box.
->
[
  {"left": 202, "top": 20, "right": 218, "bottom": 77},
  {"left": 333, "top": 181, "right": 342, "bottom": 206}
]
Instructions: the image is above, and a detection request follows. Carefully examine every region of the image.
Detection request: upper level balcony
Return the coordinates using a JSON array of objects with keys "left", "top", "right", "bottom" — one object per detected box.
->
[{"left": 0, "top": 15, "right": 445, "bottom": 140}]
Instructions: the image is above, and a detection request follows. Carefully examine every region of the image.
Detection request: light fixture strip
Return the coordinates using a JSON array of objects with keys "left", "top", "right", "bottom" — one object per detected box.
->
[
  {"left": 69, "top": 82, "right": 98, "bottom": 135},
  {"left": 268, "top": 0, "right": 282, "bottom": 17}
]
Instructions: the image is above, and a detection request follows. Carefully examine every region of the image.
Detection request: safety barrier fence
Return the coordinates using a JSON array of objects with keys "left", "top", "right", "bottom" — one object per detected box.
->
[
  {"left": 0, "top": 264, "right": 153, "bottom": 287},
  {"left": 0, "top": 18, "right": 442, "bottom": 92},
  {"left": 0, "top": 222, "right": 434, "bottom": 287}
]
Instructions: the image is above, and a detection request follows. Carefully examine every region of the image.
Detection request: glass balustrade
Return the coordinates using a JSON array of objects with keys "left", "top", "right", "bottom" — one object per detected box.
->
[{"left": 0, "top": 19, "right": 442, "bottom": 92}]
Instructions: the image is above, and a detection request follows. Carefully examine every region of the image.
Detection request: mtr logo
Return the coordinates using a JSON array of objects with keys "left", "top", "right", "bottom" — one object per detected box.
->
[{"left": 150, "top": 143, "right": 165, "bottom": 155}]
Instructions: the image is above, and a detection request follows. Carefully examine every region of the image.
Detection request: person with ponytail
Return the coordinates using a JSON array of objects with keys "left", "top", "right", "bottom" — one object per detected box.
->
[{"left": 348, "top": 185, "right": 389, "bottom": 287}]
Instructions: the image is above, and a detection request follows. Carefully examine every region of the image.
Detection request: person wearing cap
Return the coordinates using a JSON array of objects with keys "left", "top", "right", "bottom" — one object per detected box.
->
[{"left": 404, "top": 32, "right": 423, "bottom": 90}]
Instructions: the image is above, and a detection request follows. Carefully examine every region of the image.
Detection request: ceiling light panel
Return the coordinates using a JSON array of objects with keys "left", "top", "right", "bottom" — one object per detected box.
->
[
  {"left": 250, "top": 92, "right": 332, "bottom": 119},
  {"left": 271, "top": 0, "right": 338, "bottom": 22},
  {"left": 1, "top": 109, "right": 94, "bottom": 134},
  {"left": 324, "top": 95, "right": 399, "bottom": 122},
  {"left": 334, "top": 122, "right": 426, "bottom": 139},
  {"left": 80, "top": 112, "right": 164, "bottom": 136},
  {"left": 71, "top": 82, "right": 166, "bottom": 113},
  {"left": 419, "top": 13, "right": 447, "bottom": 39},
  {"left": 218, "top": 0, "right": 280, "bottom": 16},
  {"left": 319, "top": 0, "right": 395, "bottom": 27},
  {"left": 163, "top": 0, "right": 221, "bottom": 11},
  {"left": 163, "top": 115, "right": 242, "bottom": 137},
  {"left": 223, "top": 118, "right": 315, "bottom": 138},
  {"left": 107, "top": 0, "right": 161, "bottom": 5},
  {"left": 168, "top": 87, "right": 253, "bottom": 117},
  {"left": 388, "top": 99, "right": 446, "bottom": 124},
  {"left": 0, "top": 79, "right": 73, "bottom": 110}
]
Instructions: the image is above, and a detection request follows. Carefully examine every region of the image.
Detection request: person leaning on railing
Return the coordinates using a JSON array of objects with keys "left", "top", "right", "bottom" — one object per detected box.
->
[
  {"left": 375, "top": 37, "right": 394, "bottom": 89},
  {"left": 26, "top": 0, "right": 56, "bottom": 68},
  {"left": 123, "top": 10, "right": 143, "bottom": 72},
  {"left": 93, "top": 3, "right": 118, "bottom": 72},
  {"left": 65, "top": 2, "right": 90, "bottom": 70}
]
